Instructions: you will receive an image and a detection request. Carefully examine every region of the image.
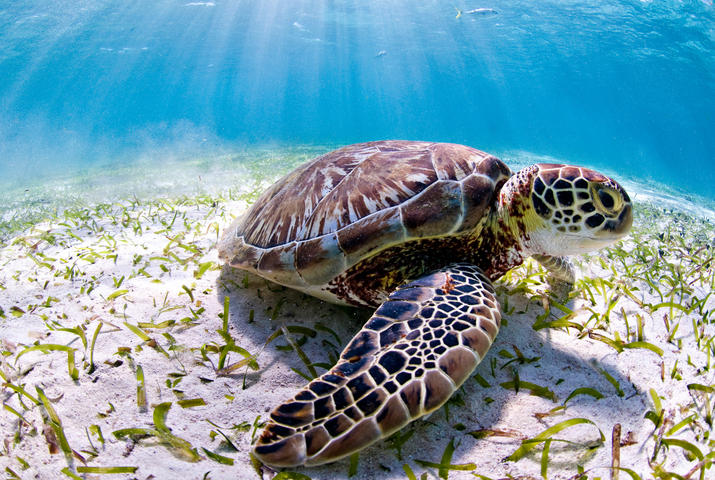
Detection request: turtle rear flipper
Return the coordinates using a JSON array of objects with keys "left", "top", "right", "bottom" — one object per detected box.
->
[{"left": 253, "top": 264, "right": 501, "bottom": 467}]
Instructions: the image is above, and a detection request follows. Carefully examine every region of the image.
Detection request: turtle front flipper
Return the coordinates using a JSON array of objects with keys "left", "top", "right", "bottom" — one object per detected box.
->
[
  {"left": 533, "top": 254, "right": 576, "bottom": 284},
  {"left": 253, "top": 264, "right": 501, "bottom": 468}
]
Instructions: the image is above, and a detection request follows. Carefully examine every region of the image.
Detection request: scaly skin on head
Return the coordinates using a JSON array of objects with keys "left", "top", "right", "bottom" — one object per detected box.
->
[{"left": 482, "top": 163, "right": 633, "bottom": 278}]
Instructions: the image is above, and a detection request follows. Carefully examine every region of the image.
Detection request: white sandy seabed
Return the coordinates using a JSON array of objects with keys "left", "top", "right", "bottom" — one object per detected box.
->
[{"left": 0, "top": 152, "right": 713, "bottom": 480}]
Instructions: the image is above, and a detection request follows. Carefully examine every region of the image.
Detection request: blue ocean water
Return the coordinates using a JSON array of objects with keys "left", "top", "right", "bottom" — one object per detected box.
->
[{"left": 0, "top": 1, "right": 713, "bottom": 199}]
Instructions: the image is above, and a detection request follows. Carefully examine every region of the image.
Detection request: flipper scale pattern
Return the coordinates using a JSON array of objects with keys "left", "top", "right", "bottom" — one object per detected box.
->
[{"left": 253, "top": 264, "right": 501, "bottom": 467}]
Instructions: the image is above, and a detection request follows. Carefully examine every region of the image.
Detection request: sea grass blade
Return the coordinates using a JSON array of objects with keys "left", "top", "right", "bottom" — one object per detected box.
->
[
  {"left": 201, "top": 447, "right": 234, "bottom": 465},
  {"left": 36, "top": 386, "right": 73, "bottom": 464},
  {"left": 564, "top": 387, "right": 605, "bottom": 404},
  {"left": 136, "top": 365, "right": 147, "bottom": 412},
  {"left": 76, "top": 466, "right": 139, "bottom": 474},
  {"left": 505, "top": 418, "right": 604, "bottom": 462}
]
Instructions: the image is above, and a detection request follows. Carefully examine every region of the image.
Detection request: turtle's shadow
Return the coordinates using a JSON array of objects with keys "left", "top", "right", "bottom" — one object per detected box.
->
[
  {"left": 215, "top": 265, "right": 369, "bottom": 387},
  {"left": 215, "top": 265, "right": 643, "bottom": 477}
]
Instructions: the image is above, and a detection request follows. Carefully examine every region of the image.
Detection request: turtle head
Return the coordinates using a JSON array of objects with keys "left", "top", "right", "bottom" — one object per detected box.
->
[{"left": 501, "top": 163, "right": 632, "bottom": 256}]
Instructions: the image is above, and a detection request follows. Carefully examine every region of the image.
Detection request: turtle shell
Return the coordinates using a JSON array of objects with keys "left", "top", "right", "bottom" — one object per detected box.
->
[{"left": 218, "top": 141, "right": 512, "bottom": 300}]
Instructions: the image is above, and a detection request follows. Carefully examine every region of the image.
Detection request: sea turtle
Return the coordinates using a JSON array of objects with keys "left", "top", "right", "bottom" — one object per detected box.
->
[{"left": 217, "top": 140, "right": 632, "bottom": 468}]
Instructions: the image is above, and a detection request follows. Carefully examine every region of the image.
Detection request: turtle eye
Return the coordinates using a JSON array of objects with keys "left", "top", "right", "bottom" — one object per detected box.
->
[
  {"left": 598, "top": 189, "right": 614, "bottom": 209},
  {"left": 592, "top": 185, "right": 621, "bottom": 214}
]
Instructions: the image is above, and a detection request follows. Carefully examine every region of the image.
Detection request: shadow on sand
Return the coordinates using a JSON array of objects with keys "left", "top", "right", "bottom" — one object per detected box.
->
[{"left": 215, "top": 264, "right": 644, "bottom": 477}]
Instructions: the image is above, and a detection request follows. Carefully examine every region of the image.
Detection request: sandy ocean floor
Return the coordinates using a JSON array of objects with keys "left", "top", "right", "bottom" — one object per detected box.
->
[{"left": 1, "top": 150, "right": 713, "bottom": 479}]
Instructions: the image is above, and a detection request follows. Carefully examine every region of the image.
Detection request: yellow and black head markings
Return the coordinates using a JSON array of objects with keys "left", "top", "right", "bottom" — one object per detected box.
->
[
  {"left": 529, "top": 164, "right": 632, "bottom": 238},
  {"left": 218, "top": 141, "right": 633, "bottom": 467}
]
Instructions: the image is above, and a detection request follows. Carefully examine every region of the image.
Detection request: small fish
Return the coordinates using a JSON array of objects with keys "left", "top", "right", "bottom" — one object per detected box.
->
[
  {"left": 467, "top": 7, "right": 497, "bottom": 15},
  {"left": 375, "top": 50, "right": 387, "bottom": 57},
  {"left": 455, "top": 6, "right": 498, "bottom": 18}
]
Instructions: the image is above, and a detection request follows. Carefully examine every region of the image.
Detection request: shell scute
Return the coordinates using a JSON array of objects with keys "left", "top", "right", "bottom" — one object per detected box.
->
[
  {"left": 458, "top": 174, "right": 496, "bottom": 232},
  {"left": 336, "top": 208, "right": 405, "bottom": 263},
  {"left": 218, "top": 233, "right": 262, "bottom": 269},
  {"left": 431, "top": 143, "right": 485, "bottom": 179},
  {"left": 295, "top": 233, "right": 346, "bottom": 285},
  {"left": 257, "top": 242, "right": 302, "bottom": 285},
  {"left": 399, "top": 180, "right": 462, "bottom": 238},
  {"left": 241, "top": 148, "right": 369, "bottom": 247},
  {"left": 302, "top": 148, "right": 436, "bottom": 240}
]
